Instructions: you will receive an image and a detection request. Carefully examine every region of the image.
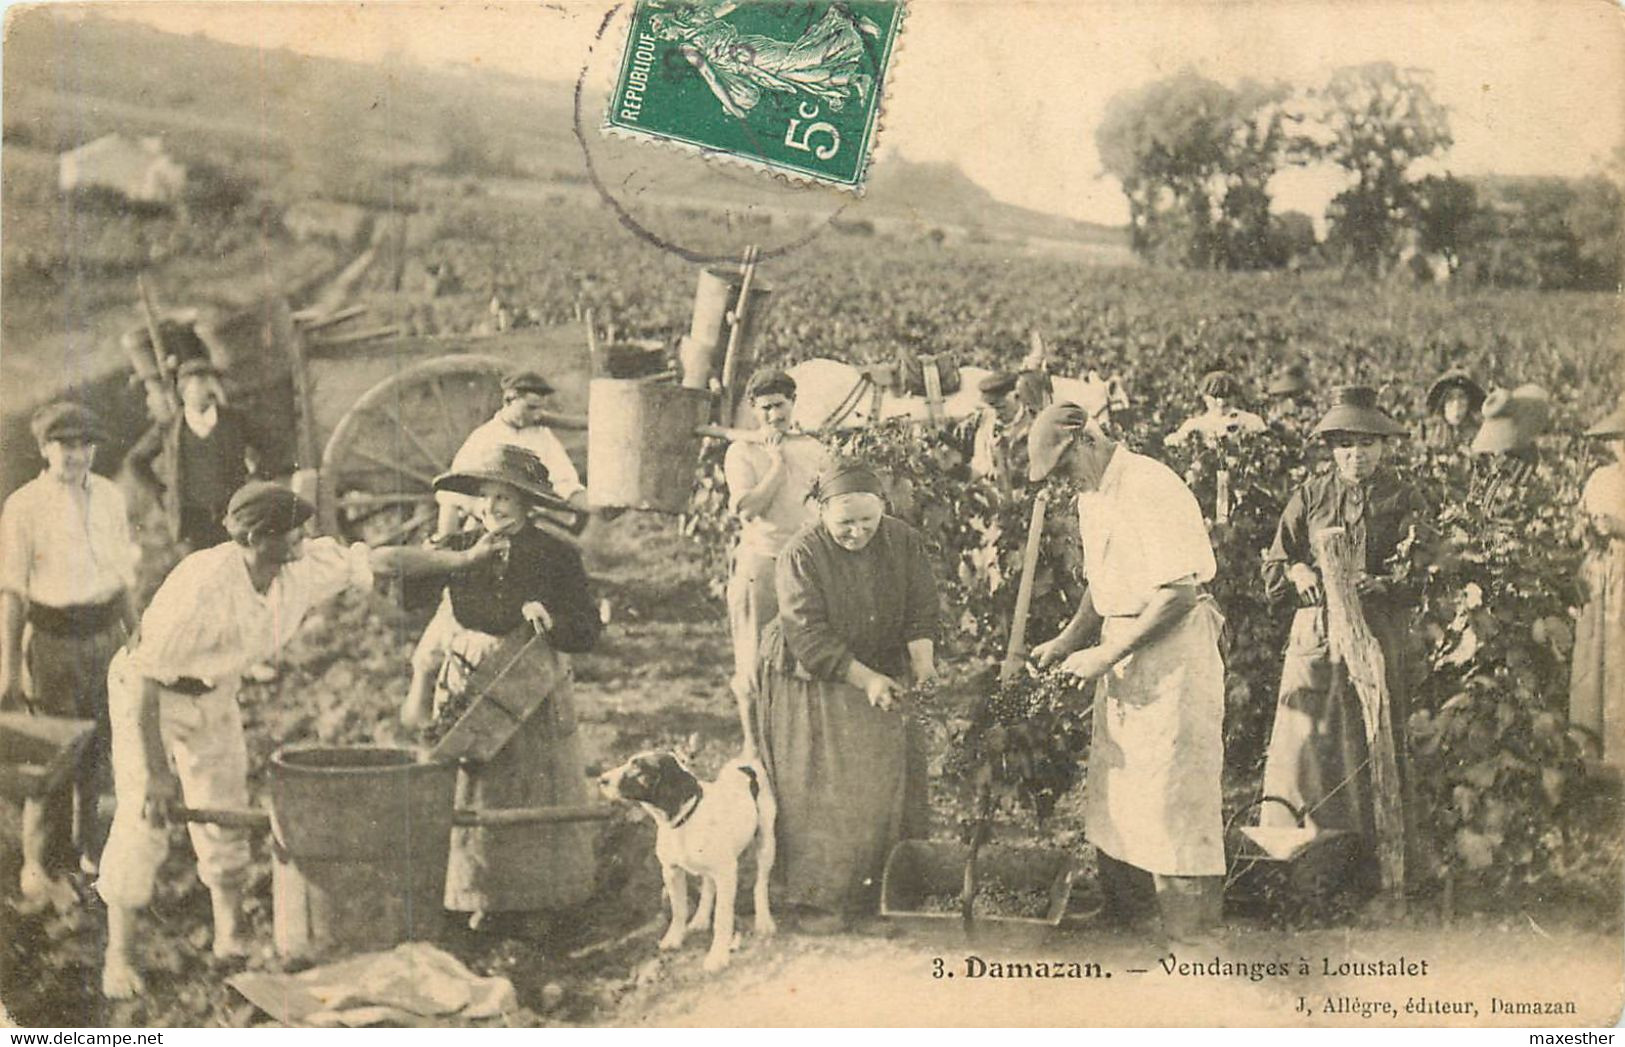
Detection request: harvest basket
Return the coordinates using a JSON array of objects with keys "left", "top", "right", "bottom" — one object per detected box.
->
[
  {"left": 880, "top": 839, "right": 1075, "bottom": 944},
  {"left": 0, "top": 712, "right": 96, "bottom": 801}
]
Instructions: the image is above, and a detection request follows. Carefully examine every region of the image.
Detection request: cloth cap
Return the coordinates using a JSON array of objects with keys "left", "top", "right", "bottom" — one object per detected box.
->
[
  {"left": 1584, "top": 396, "right": 1625, "bottom": 438},
  {"left": 500, "top": 369, "right": 554, "bottom": 397},
  {"left": 978, "top": 372, "right": 1018, "bottom": 398},
  {"left": 745, "top": 368, "right": 797, "bottom": 401},
  {"left": 174, "top": 358, "right": 224, "bottom": 382},
  {"left": 226, "top": 481, "right": 314, "bottom": 536},
  {"left": 1425, "top": 370, "right": 1486, "bottom": 416},
  {"left": 1198, "top": 370, "right": 1239, "bottom": 399},
  {"left": 1027, "top": 402, "right": 1097, "bottom": 482},
  {"left": 1471, "top": 384, "right": 1551, "bottom": 455},
  {"left": 1267, "top": 364, "right": 1310, "bottom": 397},
  {"left": 433, "top": 443, "right": 570, "bottom": 512},
  {"left": 809, "top": 459, "right": 885, "bottom": 503},
  {"left": 30, "top": 402, "right": 104, "bottom": 446},
  {"left": 1313, "top": 386, "right": 1408, "bottom": 438}
]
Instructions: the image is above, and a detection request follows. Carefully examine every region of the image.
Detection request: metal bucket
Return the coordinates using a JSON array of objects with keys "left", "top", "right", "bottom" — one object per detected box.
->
[
  {"left": 268, "top": 746, "right": 458, "bottom": 961},
  {"left": 586, "top": 378, "right": 711, "bottom": 512}
]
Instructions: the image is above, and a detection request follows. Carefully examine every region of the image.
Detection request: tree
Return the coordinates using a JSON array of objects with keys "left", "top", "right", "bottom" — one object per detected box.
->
[
  {"left": 1409, "top": 174, "right": 1478, "bottom": 275},
  {"left": 1567, "top": 168, "right": 1623, "bottom": 291},
  {"left": 1307, "top": 63, "right": 1452, "bottom": 276},
  {"left": 1096, "top": 71, "right": 1298, "bottom": 270}
]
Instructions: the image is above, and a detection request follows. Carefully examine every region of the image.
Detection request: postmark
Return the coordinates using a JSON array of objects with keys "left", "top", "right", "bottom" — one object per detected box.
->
[{"left": 603, "top": 0, "right": 904, "bottom": 190}]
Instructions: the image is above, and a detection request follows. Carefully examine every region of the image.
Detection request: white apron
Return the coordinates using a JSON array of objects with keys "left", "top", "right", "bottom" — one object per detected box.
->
[{"left": 1084, "top": 596, "right": 1227, "bottom": 877}]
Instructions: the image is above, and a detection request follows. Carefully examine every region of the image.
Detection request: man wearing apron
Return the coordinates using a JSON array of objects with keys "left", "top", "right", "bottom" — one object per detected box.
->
[{"left": 1027, "top": 403, "right": 1226, "bottom": 942}]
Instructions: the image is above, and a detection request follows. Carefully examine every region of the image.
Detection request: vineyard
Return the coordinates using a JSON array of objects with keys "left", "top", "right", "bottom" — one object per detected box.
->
[{"left": 3, "top": 185, "right": 1622, "bottom": 1027}]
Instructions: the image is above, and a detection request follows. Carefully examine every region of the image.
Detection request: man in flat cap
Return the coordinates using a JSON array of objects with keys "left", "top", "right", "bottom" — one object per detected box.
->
[
  {"left": 970, "top": 371, "right": 1038, "bottom": 495},
  {"left": 435, "top": 367, "right": 587, "bottom": 538},
  {"left": 1027, "top": 403, "right": 1227, "bottom": 943},
  {"left": 126, "top": 357, "right": 269, "bottom": 552},
  {"left": 1, "top": 403, "right": 140, "bottom": 903},
  {"left": 98, "top": 481, "right": 509, "bottom": 998},
  {"left": 723, "top": 367, "right": 831, "bottom": 750}
]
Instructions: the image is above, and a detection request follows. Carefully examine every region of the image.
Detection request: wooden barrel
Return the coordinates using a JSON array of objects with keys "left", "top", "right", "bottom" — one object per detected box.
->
[
  {"left": 587, "top": 379, "right": 710, "bottom": 513},
  {"left": 268, "top": 746, "right": 458, "bottom": 961},
  {"left": 685, "top": 266, "right": 775, "bottom": 382}
]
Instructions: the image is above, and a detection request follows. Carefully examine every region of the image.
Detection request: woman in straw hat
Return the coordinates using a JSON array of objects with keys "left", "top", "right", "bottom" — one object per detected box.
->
[
  {"left": 1258, "top": 386, "right": 1428, "bottom": 895},
  {"left": 1467, "top": 384, "right": 1551, "bottom": 511},
  {"left": 1570, "top": 397, "right": 1625, "bottom": 771},
  {"left": 412, "top": 443, "right": 602, "bottom": 929},
  {"left": 754, "top": 459, "right": 939, "bottom": 933},
  {"left": 1420, "top": 369, "right": 1486, "bottom": 453}
]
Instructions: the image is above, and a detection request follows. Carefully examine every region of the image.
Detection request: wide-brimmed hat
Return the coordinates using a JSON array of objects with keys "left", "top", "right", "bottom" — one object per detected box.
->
[
  {"left": 1584, "top": 396, "right": 1625, "bottom": 438},
  {"left": 30, "top": 402, "right": 104, "bottom": 446},
  {"left": 1425, "top": 370, "right": 1486, "bottom": 416},
  {"left": 226, "top": 481, "right": 314, "bottom": 535},
  {"left": 1471, "top": 384, "right": 1551, "bottom": 455},
  {"left": 1266, "top": 364, "right": 1310, "bottom": 398},
  {"left": 1313, "top": 386, "right": 1408, "bottom": 438},
  {"left": 1027, "top": 402, "right": 1097, "bottom": 482},
  {"left": 434, "top": 443, "right": 571, "bottom": 512}
]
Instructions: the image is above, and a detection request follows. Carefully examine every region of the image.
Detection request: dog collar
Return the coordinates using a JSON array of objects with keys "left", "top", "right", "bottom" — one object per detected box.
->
[{"left": 668, "top": 792, "right": 701, "bottom": 829}]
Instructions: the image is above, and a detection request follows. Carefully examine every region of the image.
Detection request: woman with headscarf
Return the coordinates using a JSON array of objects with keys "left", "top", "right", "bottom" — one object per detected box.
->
[
  {"left": 754, "top": 460, "right": 939, "bottom": 933},
  {"left": 1571, "top": 397, "right": 1625, "bottom": 771},
  {"left": 1258, "top": 386, "right": 1426, "bottom": 894},
  {"left": 1420, "top": 370, "right": 1486, "bottom": 453}
]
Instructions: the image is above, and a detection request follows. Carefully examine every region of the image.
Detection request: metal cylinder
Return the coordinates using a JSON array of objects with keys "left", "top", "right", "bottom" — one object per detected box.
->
[{"left": 586, "top": 379, "right": 711, "bottom": 513}]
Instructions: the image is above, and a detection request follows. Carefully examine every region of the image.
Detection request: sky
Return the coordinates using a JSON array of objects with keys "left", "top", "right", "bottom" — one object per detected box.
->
[{"left": 67, "top": 0, "right": 1625, "bottom": 225}]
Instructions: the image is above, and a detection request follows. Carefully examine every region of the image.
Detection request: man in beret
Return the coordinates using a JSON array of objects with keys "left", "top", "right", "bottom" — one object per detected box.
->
[
  {"left": 125, "top": 357, "right": 269, "bottom": 552},
  {"left": 723, "top": 367, "right": 830, "bottom": 750},
  {"left": 98, "top": 482, "right": 507, "bottom": 997},
  {"left": 1027, "top": 404, "right": 1227, "bottom": 943},
  {"left": 1, "top": 403, "right": 140, "bottom": 903},
  {"left": 435, "top": 367, "right": 587, "bottom": 537},
  {"left": 970, "top": 371, "right": 1036, "bottom": 495}
]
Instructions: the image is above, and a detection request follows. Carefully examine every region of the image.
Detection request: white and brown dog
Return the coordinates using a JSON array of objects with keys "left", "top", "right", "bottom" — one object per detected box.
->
[{"left": 597, "top": 751, "right": 776, "bottom": 971}]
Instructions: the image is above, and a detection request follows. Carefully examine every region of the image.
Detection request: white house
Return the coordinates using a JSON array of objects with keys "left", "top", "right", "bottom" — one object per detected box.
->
[{"left": 58, "top": 134, "right": 186, "bottom": 204}]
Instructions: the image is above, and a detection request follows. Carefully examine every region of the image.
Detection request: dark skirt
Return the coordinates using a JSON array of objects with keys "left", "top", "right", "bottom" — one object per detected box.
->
[
  {"left": 753, "top": 624, "right": 928, "bottom": 915},
  {"left": 438, "top": 632, "right": 595, "bottom": 912},
  {"left": 1259, "top": 603, "right": 1414, "bottom": 887}
]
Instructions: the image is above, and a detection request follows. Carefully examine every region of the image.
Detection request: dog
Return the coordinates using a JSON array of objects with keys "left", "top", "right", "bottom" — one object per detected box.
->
[{"left": 597, "top": 750, "right": 776, "bottom": 971}]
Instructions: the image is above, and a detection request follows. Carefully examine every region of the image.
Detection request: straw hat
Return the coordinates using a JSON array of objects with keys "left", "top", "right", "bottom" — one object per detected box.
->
[
  {"left": 1584, "top": 396, "right": 1625, "bottom": 438},
  {"left": 1425, "top": 370, "right": 1486, "bottom": 416},
  {"left": 1471, "top": 384, "right": 1551, "bottom": 455},
  {"left": 1312, "top": 386, "right": 1408, "bottom": 438},
  {"left": 433, "top": 443, "right": 571, "bottom": 512}
]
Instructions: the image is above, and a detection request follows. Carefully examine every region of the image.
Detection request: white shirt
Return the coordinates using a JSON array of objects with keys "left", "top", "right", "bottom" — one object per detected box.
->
[
  {"left": 723, "top": 433, "right": 830, "bottom": 560},
  {"left": 0, "top": 471, "right": 138, "bottom": 607},
  {"left": 435, "top": 413, "right": 584, "bottom": 512},
  {"left": 126, "top": 537, "right": 372, "bottom": 685},
  {"left": 1164, "top": 408, "right": 1267, "bottom": 446},
  {"left": 1077, "top": 447, "right": 1216, "bottom": 617}
]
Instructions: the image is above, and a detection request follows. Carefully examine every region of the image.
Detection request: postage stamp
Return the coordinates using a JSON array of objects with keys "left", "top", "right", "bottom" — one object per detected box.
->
[{"left": 604, "top": 0, "right": 905, "bottom": 189}]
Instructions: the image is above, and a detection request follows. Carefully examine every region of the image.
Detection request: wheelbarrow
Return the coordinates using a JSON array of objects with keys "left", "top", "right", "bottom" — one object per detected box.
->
[
  {"left": 0, "top": 712, "right": 97, "bottom": 801},
  {"left": 1223, "top": 795, "right": 1362, "bottom": 918}
]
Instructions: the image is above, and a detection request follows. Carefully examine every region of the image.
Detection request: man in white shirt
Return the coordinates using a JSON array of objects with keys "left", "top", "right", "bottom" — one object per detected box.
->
[
  {"left": 1165, "top": 369, "right": 1267, "bottom": 447},
  {"left": 1028, "top": 403, "right": 1227, "bottom": 943},
  {"left": 435, "top": 369, "right": 586, "bottom": 538},
  {"left": 98, "top": 482, "right": 505, "bottom": 998},
  {"left": 0, "top": 404, "right": 140, "bottom": 902},
  {"left": 723, "top": 369, "right": 830, "bottom": 751}
]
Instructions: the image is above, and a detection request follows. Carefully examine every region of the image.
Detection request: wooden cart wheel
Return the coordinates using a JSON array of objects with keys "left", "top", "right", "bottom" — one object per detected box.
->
[{"left": 318, "top": 354, "right": 508, "bottom": 546}]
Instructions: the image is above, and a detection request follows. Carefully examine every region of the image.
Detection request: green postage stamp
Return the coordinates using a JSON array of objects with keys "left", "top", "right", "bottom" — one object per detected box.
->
[{"left": 604, "top": 1, "right": 905, "bottom": 189}]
